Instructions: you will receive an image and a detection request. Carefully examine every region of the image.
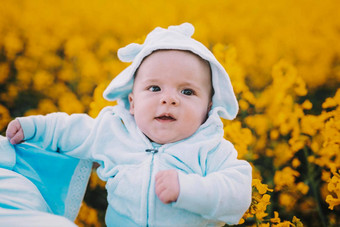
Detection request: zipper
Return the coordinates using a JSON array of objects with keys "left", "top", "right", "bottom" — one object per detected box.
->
[{"left": 145, "top": 148, "right": 158, "bottom": 227}]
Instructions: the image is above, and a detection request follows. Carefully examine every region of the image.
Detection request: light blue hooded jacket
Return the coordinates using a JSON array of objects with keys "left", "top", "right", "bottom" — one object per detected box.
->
[{"left": 16, "top": 23, "right": 252, "bottom": 226}]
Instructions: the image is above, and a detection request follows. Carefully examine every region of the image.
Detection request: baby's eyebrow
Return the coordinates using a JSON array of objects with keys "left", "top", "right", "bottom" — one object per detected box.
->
[
  {"left": 179, "top": 81, "right": 201, "bottom": 89},
  {"left": 140, "top": 78, "right": 160, "bottom": 84}
]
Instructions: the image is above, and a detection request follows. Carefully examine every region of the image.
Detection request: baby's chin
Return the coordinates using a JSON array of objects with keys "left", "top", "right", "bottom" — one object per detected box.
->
[{"left": 147, "top": 135, "right": 189, "bottom": 145}]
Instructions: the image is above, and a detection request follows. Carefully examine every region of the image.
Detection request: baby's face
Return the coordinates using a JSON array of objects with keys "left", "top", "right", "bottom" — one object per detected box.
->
[{"left": 129, "top": 50, "right": 212, "bottom": 144}]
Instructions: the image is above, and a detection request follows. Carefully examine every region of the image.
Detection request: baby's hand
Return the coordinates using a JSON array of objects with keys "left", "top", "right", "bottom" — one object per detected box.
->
[
  {"left": 155, "top": 169, "right": 180, "bottom": 204},
  {"left": 6, "top": 119, "right": 24, "bottom": 144}
]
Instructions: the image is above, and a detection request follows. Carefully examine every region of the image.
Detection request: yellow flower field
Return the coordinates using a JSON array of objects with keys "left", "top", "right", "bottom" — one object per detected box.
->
[{"left": 0, "top": 0, "right": 339, "bottom": 226}]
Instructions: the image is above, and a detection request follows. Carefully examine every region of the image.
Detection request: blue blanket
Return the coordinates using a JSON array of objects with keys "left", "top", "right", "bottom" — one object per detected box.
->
[{"left": 0, "top": 136, "right": 92, "bottom": 226}]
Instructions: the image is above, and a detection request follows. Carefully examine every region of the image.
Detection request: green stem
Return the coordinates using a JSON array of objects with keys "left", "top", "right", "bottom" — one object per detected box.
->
[
  {"left": 254, "top": 214, "right": 260, "bottom": 227},
  {"left": 303, "top": 147, "right": 327, "bottom": 227}
]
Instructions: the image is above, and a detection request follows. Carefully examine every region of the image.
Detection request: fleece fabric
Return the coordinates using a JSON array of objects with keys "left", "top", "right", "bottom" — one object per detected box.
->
[{"left": 18, "top": 105, "right": 252, "bottom": 227}]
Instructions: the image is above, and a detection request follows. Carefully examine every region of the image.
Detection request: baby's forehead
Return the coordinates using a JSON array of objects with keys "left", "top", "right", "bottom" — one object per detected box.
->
[
  {"left": 144, "top": 49, "right": 210, "bottom": 64},
  {"left": 137, "top": 49, "right": 211, "bottom": 76}
]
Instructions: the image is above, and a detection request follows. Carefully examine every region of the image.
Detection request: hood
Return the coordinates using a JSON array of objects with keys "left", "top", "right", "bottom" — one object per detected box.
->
[{"left": 103, "top": 23, "right": 239, "bottom": 120}]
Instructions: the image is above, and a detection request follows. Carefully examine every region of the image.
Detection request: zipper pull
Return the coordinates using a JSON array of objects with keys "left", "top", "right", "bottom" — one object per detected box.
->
[{"left": 145, "top": 149, "right": 158, "bottom": 153}]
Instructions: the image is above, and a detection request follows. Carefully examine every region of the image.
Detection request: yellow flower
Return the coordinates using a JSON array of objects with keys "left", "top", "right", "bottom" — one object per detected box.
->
[
  {"left": 292, "top": 158, "right": 301, "bottom": 169},
  {"left": 255, "top": 194, "right": 271, "bottom": 220},
  {"left": 274, "top": 167, "right": 300, "bottom": 191},
  {"left": 96, "top": 37, "right": 119, "bottom": 59},
  {"left": 37, "top": 99, "right": 58, "bottom": 114},
  {"left": 326, "top": 195, "right": 340, "bottom": 210},
  {"left": 224, "top": 121, "right": 253, "bottom": 159},
  {"left": 322, "top": 97, "right": 338, "bottom": 109},
  {"left": 239, "top": 99, "right": 249, "bottom": 111},
  {"left": 300, "top": 115, "right": 322, "bottom": 136},
  {"left": 75, "top": 202, "right": 101, "bottom": 227},
  {"left": 294, "top": 77, "right": 307, "bottom": 96},
  {"left": 270, "top": 129, "right": 280, "bottom": 140},
  {"left": 16, "top": 71, "right": 32, "bottom": 90},
  {"left": 275, "top": 221, "right": 294, "bottom": 227},
  {"left": 40, "top": 53, "right": 62, "bottom": 70},
  {"left": 301, "top": 99, "right": 313, "bottom": 110},
  {"left": 273, "top": 142, "right": 296, "bottom": 167},
  {"left": 292, "top": 216, "right": 303, "bottom": 227},
  {"left": 58, "top": 92, "right": 85, "bottom": 114},
  {"left": 279, "top": 193, "right": 297, "bottom": 211},
  {"left": 58, "top": 65, "right": 77, "bottom": 82},
  {"left": 33, "top": 70, "right": 55, "bottom": 91},
  {"left": 326, "top": 171, "right": 340, "bottom": 210},
  {"left": 89, "top": 83, "right": 116, "bottom": 118},
  {"left": 296, "top": 182, "right": 309, "bottom": 195},
  {"left": 253, "top": 179, "right": 273, "bottom": 195},
  {"left": 245, "top": 114, "right": 269, "bottom": 136},
  {"left": 0, "top": 105, "right": 11, "bottom": 131},
  {"left": 79, "top": 52, "right": 101, "bottom": 79},
  {"left": 238, "top": 218, "right": 245, "bottom": 225},
  {"left": 4, "top": 31, "right": 23, "bottom": 60},
  {"left": 289, "top": 134, "right": 309, "bottom": 152},
  {"left": 0, "top": 63, "right": 9, "bottom": 84},
  {"left": 1, "top": 84, "right": 18, "bottom": 104},
  {"left": 270, "top": 211, "right": 281, "bottom": 223},
  {"left": 64, "top": 35, "right": 88, "bottom": 58}
]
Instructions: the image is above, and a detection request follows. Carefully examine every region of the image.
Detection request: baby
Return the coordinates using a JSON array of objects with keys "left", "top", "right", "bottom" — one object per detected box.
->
[{"left": 7, "top": 23, "right": 252, "bottom": 226}]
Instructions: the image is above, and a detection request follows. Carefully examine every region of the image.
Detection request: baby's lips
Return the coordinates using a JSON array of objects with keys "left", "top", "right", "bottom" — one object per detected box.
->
[{"left": 155, "top": 113, "right": 176, "bottom": 120}]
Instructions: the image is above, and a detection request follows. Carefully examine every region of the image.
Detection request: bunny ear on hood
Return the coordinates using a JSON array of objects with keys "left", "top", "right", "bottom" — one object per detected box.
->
[{"left": 103, "top": 23, "right": 239, "bottom": 120}]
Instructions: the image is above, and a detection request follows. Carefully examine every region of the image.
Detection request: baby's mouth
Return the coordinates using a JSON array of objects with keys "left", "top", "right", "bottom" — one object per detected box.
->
[{"left": 155, "top": 114, "right": 176, "bottom": 121}]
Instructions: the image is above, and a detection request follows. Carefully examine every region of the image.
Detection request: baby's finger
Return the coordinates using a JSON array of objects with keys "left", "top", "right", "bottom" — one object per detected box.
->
[
  {"left": 6, "top": 120, "right": 20, "bottom": 139},
  {"left": 155, "top": 171, "right": 165, "bottom": 182},
  {"left": 9, "top": 128, "right": 24, "bottom": 144},
  {"left": 157, "top": 190, "right": 171, "bottom": 204},
  {"left": 155, "top": 180, "right": 166, "bottom": 196},
  {"left": 6, "top": 125, "right": 15, "bottom": 139}
]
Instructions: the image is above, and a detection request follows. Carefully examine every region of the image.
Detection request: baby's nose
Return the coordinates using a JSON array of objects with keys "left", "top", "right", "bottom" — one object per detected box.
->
[{"left": 160, "top": 93, "right": 179, "bottom": 106}]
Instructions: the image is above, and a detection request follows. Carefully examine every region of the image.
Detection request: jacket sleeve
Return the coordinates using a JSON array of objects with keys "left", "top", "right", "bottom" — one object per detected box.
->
[
  {"left": 172, "top": 141, "right": 252, "bottom": 225},
  {"left": 18, "top": 112, "right": 95, "bottom": 160}
]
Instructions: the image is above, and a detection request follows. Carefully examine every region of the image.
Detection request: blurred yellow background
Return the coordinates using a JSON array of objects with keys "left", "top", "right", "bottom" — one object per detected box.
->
[{"left": 0, "top": 0, "right": 339, "bottom": 226}]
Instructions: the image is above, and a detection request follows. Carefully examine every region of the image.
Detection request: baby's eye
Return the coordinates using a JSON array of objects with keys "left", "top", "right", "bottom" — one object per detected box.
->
[
  {"left": 181, "top": 89, "right": 194, "bottom": 96},
  {"left": 148, "top": 86, "right": 161, "bottom": 92}
]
